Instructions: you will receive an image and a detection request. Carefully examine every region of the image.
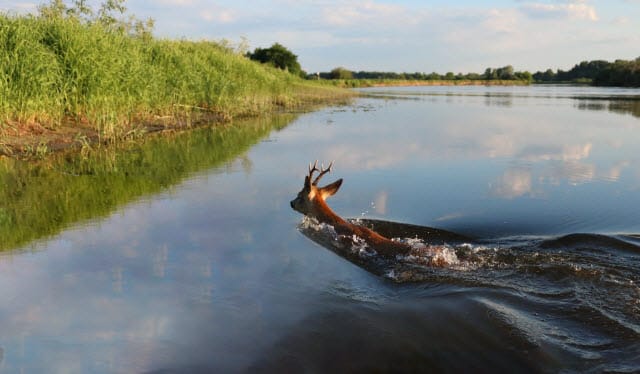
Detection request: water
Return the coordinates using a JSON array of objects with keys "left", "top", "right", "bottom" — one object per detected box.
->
[{"left": 0, "top": 85, "right": 639, "bottom": 372}]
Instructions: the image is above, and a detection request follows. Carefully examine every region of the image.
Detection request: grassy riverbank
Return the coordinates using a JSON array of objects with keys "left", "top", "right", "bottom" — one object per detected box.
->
[{"left": 0, "top": 11, "right": 352, "bottom": 158}]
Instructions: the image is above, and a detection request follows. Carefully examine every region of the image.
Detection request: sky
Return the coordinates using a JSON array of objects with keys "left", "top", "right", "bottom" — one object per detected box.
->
[{"left": 2, "top": 0, "right": 639, "bottom": 74}]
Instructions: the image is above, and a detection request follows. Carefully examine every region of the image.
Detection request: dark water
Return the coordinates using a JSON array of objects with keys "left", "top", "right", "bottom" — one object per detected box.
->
[{"left": 0, "top": 85, "right": 639, "bottom": 372}]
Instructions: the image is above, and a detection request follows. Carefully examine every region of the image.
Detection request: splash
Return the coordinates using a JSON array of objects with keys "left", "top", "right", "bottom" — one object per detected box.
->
[
  {"left": 299, "top": 216, "right": 466, "bottom": 267},
  {"left": 299, "top": 216, "right": 378, "bottom": 258},
  {"left": 394, "top": 237, "right": 461, "bottom": 267}
]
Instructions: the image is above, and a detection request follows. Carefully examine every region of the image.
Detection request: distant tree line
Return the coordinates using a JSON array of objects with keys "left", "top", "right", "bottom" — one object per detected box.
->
[
  {"left": 315, "top": 65, "right": 533, "bottom": 82},
  {"left": 533, "top": 58, "right": 640, "bottom": 87},
  {"left": 246, "top": 42, "right": 639, "bottom": 87}
]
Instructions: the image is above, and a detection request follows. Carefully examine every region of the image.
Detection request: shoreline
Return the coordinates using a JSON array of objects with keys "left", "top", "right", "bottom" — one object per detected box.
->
[
  {"left": 0, "top": 12, "right": 356, "bottom": 160},
  {"left": 368, "top": 79, "right": 531, "bottom": 87},
  {"left": 0, "top": 89, "right": 355, "bottom": 160},
  {"left": 327, "top": 79, "right": 531, "bottom": 88}
]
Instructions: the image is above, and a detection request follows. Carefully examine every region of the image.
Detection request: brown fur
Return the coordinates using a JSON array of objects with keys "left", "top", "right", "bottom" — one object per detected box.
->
[{"left": 291, "top": 162, "right": 411, "bottom": 258}]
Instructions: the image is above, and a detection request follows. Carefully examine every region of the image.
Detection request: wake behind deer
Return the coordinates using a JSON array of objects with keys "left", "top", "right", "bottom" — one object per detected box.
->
[{"left": 291, "top": 161, "right": 474, "bottom": 279}]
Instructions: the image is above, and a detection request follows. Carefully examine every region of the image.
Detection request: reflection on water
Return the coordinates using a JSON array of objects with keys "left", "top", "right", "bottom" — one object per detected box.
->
[
  {"left": 327, "top": 85, "right": 640, "bottom": 236},
  {"left": 364, "top": 84, "right": 640, "bottom": 117},
  {"left": 574, "top": 99, "right": 640, "bottom": 118},
  {"left": 609, "top": 100, "right": 640, "bottom": 118},
  {"left": 0, "top": 115, "right": 294, "bottom": 251},
  {"left": 0, "top": 85, "right": 638, "bottom": 372}
]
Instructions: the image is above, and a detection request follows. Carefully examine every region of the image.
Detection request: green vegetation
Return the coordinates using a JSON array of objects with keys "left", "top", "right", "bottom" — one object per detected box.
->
[
  {"left": 0, "top": 114, "right": 296, "bottom": 251},
  {"left": 329, "top": 67, "right": 354, "bottom": 80},
  {"left": 246, "top": 43, "right": 304, "bottom": 78},
  {"left": 315, "top": 59, "right": 640, "bottom": 88},
  {"left": 0, "top": 0, "right": 350, "bottom": 153},
  {"left": 315, "top": 65, "right": 533, "bottom": 83},
  {"left": 320, "top": 79, "right": 531, "bottom": 89},
  {"left": 533, "top": 58, "right": 640, "bottom": 87}
]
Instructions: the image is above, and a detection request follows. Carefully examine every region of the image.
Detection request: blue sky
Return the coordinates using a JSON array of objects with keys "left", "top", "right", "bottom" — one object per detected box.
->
[{"left": 2, "top": 0, "right": 639, "bottom": 73}]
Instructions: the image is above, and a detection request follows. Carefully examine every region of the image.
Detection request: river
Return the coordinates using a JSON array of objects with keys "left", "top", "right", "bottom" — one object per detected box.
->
[{"left": 0, "top": 85, "right": 638, "bottom": 372}]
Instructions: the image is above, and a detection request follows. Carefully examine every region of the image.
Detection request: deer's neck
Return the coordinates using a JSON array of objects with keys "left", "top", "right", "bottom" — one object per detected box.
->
[{"left": 311, "top": 199, "right": 349, "bottom": 227}]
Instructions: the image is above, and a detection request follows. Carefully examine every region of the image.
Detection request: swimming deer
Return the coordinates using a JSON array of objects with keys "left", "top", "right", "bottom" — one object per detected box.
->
[{"left": 290, "top": 161, "right": 415, "bottom": 259}]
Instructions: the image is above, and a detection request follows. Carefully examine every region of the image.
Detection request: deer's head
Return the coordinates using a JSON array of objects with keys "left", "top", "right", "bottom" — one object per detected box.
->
[{"left": 290, "top": 161, "right": 343, "bottom": 218}]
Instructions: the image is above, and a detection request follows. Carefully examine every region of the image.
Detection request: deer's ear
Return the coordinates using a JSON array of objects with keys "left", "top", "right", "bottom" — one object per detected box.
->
[
  {"left": 320, "top": 179, "right": 343, "bottom": 199},
  {"left": 304, "top": 175, "right": 311, "bottom": 189}
]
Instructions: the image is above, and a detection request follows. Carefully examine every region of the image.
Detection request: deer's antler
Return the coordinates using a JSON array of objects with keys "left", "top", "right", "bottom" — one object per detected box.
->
[{"left": 308, "top": 160, "right": 333, "bottom": 186}]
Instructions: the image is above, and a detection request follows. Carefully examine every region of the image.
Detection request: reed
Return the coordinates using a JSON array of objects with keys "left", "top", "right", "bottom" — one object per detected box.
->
[{"left": 0, "top": 12, "right": 350, "bottom": 140}]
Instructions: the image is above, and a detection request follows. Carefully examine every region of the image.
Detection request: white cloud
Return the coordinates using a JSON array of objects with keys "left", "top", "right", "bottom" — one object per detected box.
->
[
  {"left": 611, "top": 16, "right": 630, "bottom": 25},
  {"left": 0, "top": 1, "right": 36, "bottom": 13},
  {"left": 3, "top": 0, "right": 638, "bottom": 73},
  {"left": 321, "top": 1, "right": 416, "bottom": 28},
  {"left": 562, "top": 143, "right": 592, "bottom": 161},
  {"left": 201, "top": 8, "right": 236, "bottom": 23},
  {"left": 156, "top": 0, "right": 196, "bottom": 5},
  {"left": 490, "top": 167, "right": 533, "bottom": 199},
  {"left": 436, "top": 8, "right": 526, "bottom": 56},
  {"left": 520, "top": 2, "right": 599, "bottom": 21},
  {"left": 548, "top": 161, "right": 596, "bottom": 185},
  {"left": 603, "top": 160, "right": 630, "bottom": 182},
  {"left": 373, "top": 190, "right": 388, "bottom": 215},
  {"left": 483, "top": 8, "right": 520, "bottom": 35}
]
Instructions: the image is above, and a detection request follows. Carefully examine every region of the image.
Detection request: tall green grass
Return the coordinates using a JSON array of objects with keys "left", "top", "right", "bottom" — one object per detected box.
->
[{"left": 0, "top": 12, "right": 349, "bottom": 137}]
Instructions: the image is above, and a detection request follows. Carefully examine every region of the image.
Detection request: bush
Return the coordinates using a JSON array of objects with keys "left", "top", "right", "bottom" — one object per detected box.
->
[
  {"left": 246, "top": 43, "right": 303, "bottom": 77},
  {"left": 329, "top": 67, "right": 353, "bottom": 79}
]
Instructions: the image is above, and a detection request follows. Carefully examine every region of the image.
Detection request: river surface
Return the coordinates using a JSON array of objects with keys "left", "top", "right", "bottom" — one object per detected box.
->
[{"left": 0, "top": 85, "right": 639, "bottom": 372}]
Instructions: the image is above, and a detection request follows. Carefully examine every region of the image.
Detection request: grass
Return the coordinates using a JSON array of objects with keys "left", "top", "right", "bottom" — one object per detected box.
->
[{"left": 0, "top": 11, "right": 352, "bottom": 154}]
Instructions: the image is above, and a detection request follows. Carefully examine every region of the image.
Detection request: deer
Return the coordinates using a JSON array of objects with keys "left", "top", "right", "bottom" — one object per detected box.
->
[{"left": 291, "top": 161, "right": 455, "bottom": 267}]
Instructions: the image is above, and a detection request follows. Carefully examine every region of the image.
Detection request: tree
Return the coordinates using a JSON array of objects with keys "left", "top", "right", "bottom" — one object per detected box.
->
[
  {"left": 246, "top": 43, "right": 303, "bottom": 76},
  {"left": 329, "top": 67, "right": 353, "bottom": 79},
  {"left": 483, "top": 68, "right": 500, "bottom": 80},
  {"left": 593, "top": 58, "right": 640, "bottom": 87},
  {"left": 515, "top": 71, "right": 533, "bottom": 82},
  {"left": 544, "top": 69, "right": 556, "bottom": 80},
  {"left": 496, "top": 65, "right": 514, "bottom": 79}
]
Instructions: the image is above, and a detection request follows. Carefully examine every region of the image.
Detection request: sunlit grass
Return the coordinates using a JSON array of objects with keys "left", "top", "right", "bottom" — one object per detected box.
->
[{"left": 0, "top": 13, "right": 350, "bottom": 139}]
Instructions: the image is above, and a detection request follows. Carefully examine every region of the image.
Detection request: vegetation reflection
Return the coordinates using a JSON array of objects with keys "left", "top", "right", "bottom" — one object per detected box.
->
[{"left": 0, "top": 114, "right": 295, "bottom": 251}]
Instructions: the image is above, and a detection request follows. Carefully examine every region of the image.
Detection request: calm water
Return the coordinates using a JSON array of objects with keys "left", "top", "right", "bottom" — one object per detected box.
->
[{"left": 0, "top": 85, "right": 639, "bottom": 372}]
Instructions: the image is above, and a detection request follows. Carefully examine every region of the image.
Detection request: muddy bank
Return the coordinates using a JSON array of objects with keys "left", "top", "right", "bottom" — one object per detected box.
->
[
  {"left": 0, "top": 96, "right": 353, "bottom": 160},
  {"left": 0, "top": 112, "right": 229, "bottom": 159}
]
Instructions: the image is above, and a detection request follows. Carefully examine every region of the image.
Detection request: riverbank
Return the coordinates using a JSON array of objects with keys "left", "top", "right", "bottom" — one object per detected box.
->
[
  {"left": 0, "top": 12, "right": 354, "bottom": 159},
  {"left": 0, "top": 83, "right": 353, "bottom": 159}
]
